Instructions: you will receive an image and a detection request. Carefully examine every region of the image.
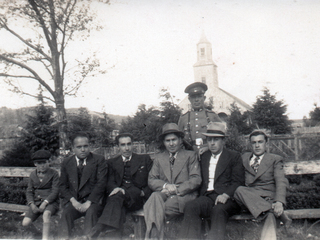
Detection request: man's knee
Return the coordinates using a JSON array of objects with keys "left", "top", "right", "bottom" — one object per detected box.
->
[{"left": 22, "top": 217, "right": 32, "bottom": 227}]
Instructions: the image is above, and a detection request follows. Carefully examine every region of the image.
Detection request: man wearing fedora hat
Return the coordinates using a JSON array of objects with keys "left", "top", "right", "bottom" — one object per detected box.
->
[
  {"left": 179, "top": 122, "right": 245, "bottom": 240},
  {"left": 178, "top": 82, "right": 221, "bottom": 154},
  {"left": 22, "top": 150, "right": 59, "bottom": 240},
  {"left": 234, "top": 129, "right": 291, "bottom": 240},
  {"left": 144, "top": 123, "right": 201, "bottom": 240}
]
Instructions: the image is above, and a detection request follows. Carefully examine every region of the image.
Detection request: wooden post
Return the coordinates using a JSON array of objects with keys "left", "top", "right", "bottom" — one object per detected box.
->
[{"left": 294, "top": 135, "right": 299, "bottom": 161}]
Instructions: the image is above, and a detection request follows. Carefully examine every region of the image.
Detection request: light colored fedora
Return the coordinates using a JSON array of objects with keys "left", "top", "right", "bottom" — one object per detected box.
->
[{"left": 202, "top": 122, "right": 228, "bottom": 137}]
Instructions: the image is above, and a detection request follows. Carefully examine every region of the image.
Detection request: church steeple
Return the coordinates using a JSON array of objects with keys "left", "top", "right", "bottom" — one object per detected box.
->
[{"left": 193, "top": 32, "right": 218, "bottom": 90}]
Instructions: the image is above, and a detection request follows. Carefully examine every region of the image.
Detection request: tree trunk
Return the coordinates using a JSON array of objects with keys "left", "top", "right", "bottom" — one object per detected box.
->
[{"left": 55, "top": 99, "right": 68, "bottom": 156}]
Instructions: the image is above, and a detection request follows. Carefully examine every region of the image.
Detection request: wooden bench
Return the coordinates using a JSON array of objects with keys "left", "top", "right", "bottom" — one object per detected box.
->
[
  {"left": 1, "top": 160, "right": 320, "bottom": 239},
  {"left": 131, "top": 160, "right": 320, "bottom": 239}
]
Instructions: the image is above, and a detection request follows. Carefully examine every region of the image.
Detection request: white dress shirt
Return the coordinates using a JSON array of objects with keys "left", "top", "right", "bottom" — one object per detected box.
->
[{"left": 207, "top": 151, "right": 222, "bottom": 191}]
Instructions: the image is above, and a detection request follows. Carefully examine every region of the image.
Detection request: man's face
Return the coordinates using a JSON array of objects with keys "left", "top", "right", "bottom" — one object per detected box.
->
[
  {"left": 207, "top": 137, "right": 225, "bottom": 155},
  {"left": 163, "top": 133, "right": 182, "bottom": 154},
  {"left": 119, "top": 136, "right": 133, "bottom": 158},
  {"left": 188, "top": 94, "right": 206, "bottom": 110},
  {"left": 250, "top": 134, "right": 267, "bottom": 156},
  {"left": 73, "top": 137, "right": 90, "bottom": 160},
  {"left": 34, "top": 161, "right": 50, "bottom": 172}
]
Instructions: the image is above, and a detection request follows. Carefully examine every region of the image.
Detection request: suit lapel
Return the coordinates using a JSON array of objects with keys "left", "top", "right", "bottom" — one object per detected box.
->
[
  {"left": 172, "top": 150, "right": 187, "bottom": 182},
  {"left": 39, "top": 169, "right": 53, "bottom": 187},
  {"left": 69, "top": 156, "right": 79, "bottom": 191},
  {"left": 200, "top": 151, "right": 211, "bottom": 194},
  {"left": 158, "top": 151, "right": 172, "bottom": 183},
  {"left": 243, "top": 153, "right": 256, "bottom": 176},
  {"left": 130, "top": 153, "right": 140, "bottom": 176},
  {"left": 253, "top": 153, "right": 273, "bottom": 181},
  {"left": 214, "top": 149, "right": 230, "bottom": 181},
  {"left": 79, "top": 153, "right": 94, "bottom": 190}
]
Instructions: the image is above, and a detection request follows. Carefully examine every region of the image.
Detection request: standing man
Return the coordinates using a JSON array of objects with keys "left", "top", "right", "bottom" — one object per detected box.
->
[
  {"left": 59, "top": 132, "right": 108, "bottom": 239},
  {"left": 178, "top": 82, "right": 221, "bottom": 154},
  {"left": 234, "top": 129, "right": 291, "bottom": 240},
  {"left": 179, "top": 122, "right": 245, "bottom": 240},
  {"left": 87, "top": 133, "right": 153, "bottom": 238},
  {"left": 144, "top": 123, "right": 201, "bottom": 240}
]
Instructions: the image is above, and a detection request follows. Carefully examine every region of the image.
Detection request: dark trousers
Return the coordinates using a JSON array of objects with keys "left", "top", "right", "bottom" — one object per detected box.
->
[
  {"left": 59, "top": 202, "right": 103, "bottom": 238},
  {"left": 97, "top": 189, "right": 143, "bottom": 229},
  {"left": 179, "top": 193, "right": 241, "bottom": 240}
]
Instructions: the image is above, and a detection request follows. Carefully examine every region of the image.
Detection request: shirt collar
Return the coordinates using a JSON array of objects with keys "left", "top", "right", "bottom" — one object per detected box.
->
[
  {"left": 211, "top": 150, "right": 223, "bottom": 160},
  {"left": 251, "top": 153, "right": 264, "bottom": 161},
  {"left": 122, "top": 155, "right": 132, "bottom": 161},
  {"left": 169, "top": 152, "right": 178, "bottom": 159},
  {"left": 192, "top": 108, "right": 203, "bottom": 112},
  {"left": 75, "top": 156, "right": 87, "bottom": 166}
]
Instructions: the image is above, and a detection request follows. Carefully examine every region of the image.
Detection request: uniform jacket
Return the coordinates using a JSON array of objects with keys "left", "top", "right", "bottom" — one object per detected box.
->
[
  {"left": 178, "top": 109, "right": 221, "bottom": 144},
  {"left": 106, "top": 153, "right": 153, "bottom": 199},
  {"left": 59, "top": 152, "right": 108, "bottom": 206},
  {"left": 148, "top": 149, "right": 201, "bottom": 211},
  {"left": 199, "top": 148, "right": 245, "bottom": 200},
  {"left": 242, "top": 152, "right": 288, "bottom": 204},
  {"left": 26, "top": 168, "right": 60, "bottom": 205}
]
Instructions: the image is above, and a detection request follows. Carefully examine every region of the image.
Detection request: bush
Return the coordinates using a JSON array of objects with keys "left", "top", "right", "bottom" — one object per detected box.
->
[
  {"left": 286, "top": 175, "right": 320, "bottom": 209},
  {"left": 0, "top": 177, "right": 28, "bottom": 205},
  {"left": 0, "top": 141, "right": 32, "bottom": 167}
]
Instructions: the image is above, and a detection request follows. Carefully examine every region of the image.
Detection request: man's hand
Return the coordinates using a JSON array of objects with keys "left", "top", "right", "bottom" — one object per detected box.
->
[
  {"left": 272, "top": 201, "right": 284, "bottom": 217},
  {"left": 30, "top": 203, "right": 40, "bottom": 214},
  {"left": 215, "top": 193, "right": 230, "bottom": 205},
  {"left": 199, "top": 146, "right": 209, "bottom": 156},
  {"left": 79, "top": 200, "right": 92, "bottom": 213},
  {"left": 109, "top": 187, "right": 125, "bottom": 197},
  {"left": 161, "top": 188, "right": 171, "bottom": 197},
  {"left": 70, "top": 197, "right": 82, "bottom": 212},
  {"left": 165, "top": 184, "right": 177, "bottom": 195},
  {"left": 39, "top": 201, "right": 48, "bottom": 212}
]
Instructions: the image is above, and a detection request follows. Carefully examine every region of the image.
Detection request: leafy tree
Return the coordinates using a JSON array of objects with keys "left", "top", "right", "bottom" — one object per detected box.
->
[
  {"left": 0, "top": 0, "right": 106, "bottom": 153},
  {"left": 304, "top": 104, "right": 320, "bottom": 127},
  {"left": 121, "top": 89, "right": 182, "bottom": 146},
  {"left": 251, "top": 87, "right": 292, "bottom": 134},
  {"left": 67, "top": 107, "right": 115, "bottom": 147},
  {"left": 227, "top": 102, "right": 253, "bottom": 135},
  {"left": 0, "top": 100, "right": 59, "bottom": 166}
]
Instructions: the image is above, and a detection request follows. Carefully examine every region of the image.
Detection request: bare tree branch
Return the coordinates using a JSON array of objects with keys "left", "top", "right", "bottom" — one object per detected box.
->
[
  {"left": 0, "top": 54, "right": 55, "bottom": 97},
  {"left": 0, "top": 18, "right": 51, "bottom": 60}
]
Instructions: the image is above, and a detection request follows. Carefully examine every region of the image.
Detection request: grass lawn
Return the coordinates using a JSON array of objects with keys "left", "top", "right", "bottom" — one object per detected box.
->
[{"left": 1, "top": 210, "right": 320, "bottom": 239}]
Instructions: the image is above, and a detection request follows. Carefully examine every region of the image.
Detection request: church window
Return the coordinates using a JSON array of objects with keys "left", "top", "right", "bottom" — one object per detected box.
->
[
  {"left": 200, "top": 48, "right": 205, "bottom": 56},
  {"left": 201, "top": 77, "right": 206, "bottom": 83}
]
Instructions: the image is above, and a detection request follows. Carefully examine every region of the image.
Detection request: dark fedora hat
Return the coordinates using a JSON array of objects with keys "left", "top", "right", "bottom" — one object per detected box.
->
[
  {"left": 159, "top": 123, "right": 184, "bottom": 140},
  {"left": 202, "top": 122, "right": 228, "bottom": 137},
  {"left": 31, "top": 150, "right": 51, "bottom": 162}
]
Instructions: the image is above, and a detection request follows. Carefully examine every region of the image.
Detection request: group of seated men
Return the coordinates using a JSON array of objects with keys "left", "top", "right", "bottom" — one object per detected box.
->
[{"left": 23, "top": 123, "right": 291, "bottom": 240}]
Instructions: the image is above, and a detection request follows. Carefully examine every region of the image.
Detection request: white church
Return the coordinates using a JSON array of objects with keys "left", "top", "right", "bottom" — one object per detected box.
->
[{"left": 179, "top": 33, "right": 251, "bottom": 119}]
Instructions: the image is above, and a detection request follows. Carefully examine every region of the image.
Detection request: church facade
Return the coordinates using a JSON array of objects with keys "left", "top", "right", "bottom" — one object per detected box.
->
[{"left": 179, "top": 33, "right": 251, "bottom": 119}]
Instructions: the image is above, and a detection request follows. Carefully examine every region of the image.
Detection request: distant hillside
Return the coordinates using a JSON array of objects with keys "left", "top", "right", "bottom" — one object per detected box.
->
[{"left": 0, "top": 106, "right": 128, "bottom": 130}]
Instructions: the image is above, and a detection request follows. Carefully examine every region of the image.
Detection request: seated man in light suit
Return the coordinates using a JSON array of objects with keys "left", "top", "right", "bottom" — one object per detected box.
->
[
  {"left": 144, "top": 123, "right": 201, "bottom": 240},
  {"left": 234, "top": 129, "right": 292, "bottom": 240}
]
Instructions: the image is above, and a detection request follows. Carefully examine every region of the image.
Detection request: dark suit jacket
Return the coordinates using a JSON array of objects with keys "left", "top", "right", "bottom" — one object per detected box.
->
[
  {"left": 242, "top": 152, "right": 288, "bottom": 204},
  {"left": 199, "top": 148, "right": 245, "bottom": 200},
  {"left": 107, "top": 153, "right": 153, "bottom": 199},
  {"left": 59, "top": 152, "right": 108, "bottom": 206},
  {"left": 26, "top": 168, "right": 60, "bottom": 205}
]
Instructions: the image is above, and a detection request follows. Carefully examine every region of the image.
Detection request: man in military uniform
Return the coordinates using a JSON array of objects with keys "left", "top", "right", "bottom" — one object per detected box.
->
[{"left": 178, "top": 82, "right": 221, "bottom": 154}]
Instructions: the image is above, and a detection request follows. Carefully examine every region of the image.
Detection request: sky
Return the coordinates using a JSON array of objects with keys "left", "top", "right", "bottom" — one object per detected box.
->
[{"left": 1, "top": 0, "right": 320, "bottom": 119}]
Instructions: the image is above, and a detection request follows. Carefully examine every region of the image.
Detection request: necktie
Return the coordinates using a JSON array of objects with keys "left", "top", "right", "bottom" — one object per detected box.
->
[
  {"left": 78, "top": 159, "right": 84, "bottom": 172},
  {"left": 170, "top": 155, "right": 175, "bottom": 165},
  {"left": 251, "top": 156, "right": 260, "bottom": 173}
]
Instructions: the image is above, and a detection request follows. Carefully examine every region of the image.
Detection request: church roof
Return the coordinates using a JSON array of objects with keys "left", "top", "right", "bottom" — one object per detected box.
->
[
  {"left": 219, "top": 88, "right": 252, "bottom": 110},
  {"left": 198, "top": 31, "right": 210, "bottom": 44}
]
